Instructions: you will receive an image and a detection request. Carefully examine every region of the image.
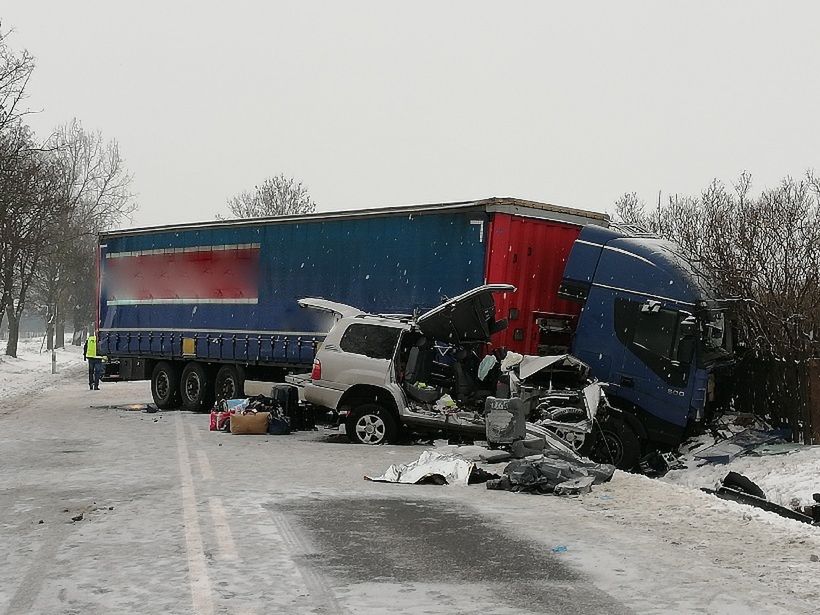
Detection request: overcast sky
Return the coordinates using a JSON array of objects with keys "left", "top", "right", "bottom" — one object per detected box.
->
[{"left": 4, "top": 1, "right": 820, "bottom": 227}]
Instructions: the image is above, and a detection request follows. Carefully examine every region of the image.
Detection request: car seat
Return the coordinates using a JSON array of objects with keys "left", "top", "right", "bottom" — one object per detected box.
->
[{"left": 404, "top": 337, "right": 440, "bottom": 404}]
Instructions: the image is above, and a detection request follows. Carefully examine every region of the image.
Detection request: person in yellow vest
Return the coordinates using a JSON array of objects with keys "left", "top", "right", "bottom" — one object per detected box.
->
[{"left": 83, "top": 335, "right": 103, "bottom": 390}]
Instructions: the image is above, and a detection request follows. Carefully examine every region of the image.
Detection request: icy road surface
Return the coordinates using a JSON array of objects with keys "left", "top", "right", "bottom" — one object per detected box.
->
[{"left": 1, "top": 370, "right": 819, "bottom": 613}]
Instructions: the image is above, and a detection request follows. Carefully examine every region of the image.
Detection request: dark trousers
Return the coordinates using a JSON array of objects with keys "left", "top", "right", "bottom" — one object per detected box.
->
[{"left": 88, "top": 358, "right": 103, "bottom": 389}]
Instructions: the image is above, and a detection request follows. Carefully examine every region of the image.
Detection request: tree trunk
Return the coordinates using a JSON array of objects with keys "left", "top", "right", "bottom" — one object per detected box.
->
[
  {"left": 5, "top": 308, "right": 19, "bottom": 357},
  {"left": 46, "top": 320, "right": 54, "bottom": 350},
  {"left": 56, "top": 319, "right": 65, "bottom": 349}
]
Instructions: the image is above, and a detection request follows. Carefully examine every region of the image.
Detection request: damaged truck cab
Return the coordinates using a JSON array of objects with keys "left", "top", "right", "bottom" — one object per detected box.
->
[{"left": 559, "top": 225, "right": 733, "bottom": 452}]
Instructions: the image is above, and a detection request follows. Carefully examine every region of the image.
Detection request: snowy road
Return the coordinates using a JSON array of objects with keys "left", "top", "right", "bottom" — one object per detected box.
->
[{"left": 1, "top": 369, "right": 819, "bottom": 614}]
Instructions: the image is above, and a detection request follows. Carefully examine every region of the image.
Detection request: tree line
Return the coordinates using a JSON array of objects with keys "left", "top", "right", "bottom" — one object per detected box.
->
[
  {"left": 614, "top": 172, "right": 820, "bottom": 361},
  {"left": 0, "top": 25, "right": 135, "bottom": 356}
]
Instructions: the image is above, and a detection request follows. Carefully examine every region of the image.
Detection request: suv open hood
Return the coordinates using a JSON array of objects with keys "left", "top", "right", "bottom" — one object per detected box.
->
[
  {"left": 297, "top": 298, "right": 364, "bottom": 319},
  {"left": 416, "top": 284, "right": 515, "bottom": 344}
]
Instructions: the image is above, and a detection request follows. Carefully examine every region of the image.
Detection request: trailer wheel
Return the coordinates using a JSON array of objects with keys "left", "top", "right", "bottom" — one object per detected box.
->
[
  {"left": 214, "top": 365, "right": 245, "bottom": 401},
  {"left": 582, "top": 416, "right": 641, "bottom": 471},
  {"left": 346, "top": 403, "right": 398, "bottom": 445},
  {"left": 180, "top": 362, "right": 215, "bottom": 412},
  {"left": 151, "top": 361, "right": 180, "bottom": 409}
]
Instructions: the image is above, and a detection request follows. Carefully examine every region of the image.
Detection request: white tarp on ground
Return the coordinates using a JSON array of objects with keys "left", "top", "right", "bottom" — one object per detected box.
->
[{"left": 364, "top": 450, "right": 475, "bottom": 486}]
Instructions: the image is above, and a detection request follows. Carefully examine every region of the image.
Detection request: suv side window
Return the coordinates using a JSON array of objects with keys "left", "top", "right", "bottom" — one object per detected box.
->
[{"left": 340, "top": 324, "right": 400, "bottom": 360}]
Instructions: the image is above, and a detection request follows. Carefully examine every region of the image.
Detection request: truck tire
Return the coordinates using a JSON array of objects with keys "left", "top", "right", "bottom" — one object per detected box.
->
[
  {"left": 180, "top": 362, "right": 215, "bottom": 412},
  {"left": 346, "top": 403, "right": 398, "bottom": 445},
  {"left": 151, "top": 361, "right": 180, "bottom": 409},
  {"left": 583, "top": 416, "right": 641, "bottom": 471},
  {"left": 214, "top": 365, "right": 245, "bottom": 401}
]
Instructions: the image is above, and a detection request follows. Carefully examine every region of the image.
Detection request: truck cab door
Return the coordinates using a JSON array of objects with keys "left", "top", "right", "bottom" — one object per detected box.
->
[{"left": 610, "top": 298, "right": 695, "bottom": 443}]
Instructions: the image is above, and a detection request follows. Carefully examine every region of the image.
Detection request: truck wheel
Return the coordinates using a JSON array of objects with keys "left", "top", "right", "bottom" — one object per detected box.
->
[
  {"left": 180, "top": 362, "right": 215, "bottom": 412},
  {"left": 214, "top": 365, "right": 245, "bottom": 401},
  {"left": 346, "top": 403, "right": 398, "bottom": 445},
  {"left": 583, "top": 417, "right": 641, "bottom": 471},
  {"left": 151, "top": 361, "right": 180, "bottom": 409}
]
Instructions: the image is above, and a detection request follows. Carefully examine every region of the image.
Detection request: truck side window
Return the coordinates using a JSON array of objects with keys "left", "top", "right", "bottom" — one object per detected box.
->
[
  {"left": 633, "top": 308, "right": 678, "bottom": 360},
  {"left": 614, "top": 298, "right": 689, "bottom": 387},
  {"left": 340, "top": 324, "right": 401, "bottom": 360}
]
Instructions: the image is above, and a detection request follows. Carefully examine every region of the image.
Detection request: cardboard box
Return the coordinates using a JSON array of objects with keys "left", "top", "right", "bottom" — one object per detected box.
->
[{"left": 230, "top": 412, "right": 270, "bottom": 435}]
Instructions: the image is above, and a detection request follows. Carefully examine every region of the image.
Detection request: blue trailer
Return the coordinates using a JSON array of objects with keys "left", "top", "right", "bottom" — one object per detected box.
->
[{"left": 97, "top": 197, "right": 732, "bottom": 465}]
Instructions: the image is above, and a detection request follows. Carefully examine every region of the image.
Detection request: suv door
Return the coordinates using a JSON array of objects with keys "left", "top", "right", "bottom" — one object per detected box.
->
[
  {"left": 317, "top": 322, "right": 403, "bottom": 401},
  {"left": 416, "top": 284, "right": 515, "bottom": 344}
]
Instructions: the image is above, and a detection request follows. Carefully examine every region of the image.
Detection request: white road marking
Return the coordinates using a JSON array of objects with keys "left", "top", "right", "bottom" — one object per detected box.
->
[
  {"left": 196, "top": 450, "right": 214, "bottom": 481},
  {"left": 208, "top": 497, "right": 239, "bottom": 562},
  {"left": 175, "top": 413, "right": 214, "bottom": 615}
]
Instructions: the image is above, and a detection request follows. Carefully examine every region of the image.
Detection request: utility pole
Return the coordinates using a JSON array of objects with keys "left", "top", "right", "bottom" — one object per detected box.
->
[{"left": 51, "top": 302, "right": 57, "bottom": 374}]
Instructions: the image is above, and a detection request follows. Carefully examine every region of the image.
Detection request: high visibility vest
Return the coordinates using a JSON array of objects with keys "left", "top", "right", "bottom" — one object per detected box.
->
[{"left": 86, "top": 336, "right": 99, "bottom": 359}]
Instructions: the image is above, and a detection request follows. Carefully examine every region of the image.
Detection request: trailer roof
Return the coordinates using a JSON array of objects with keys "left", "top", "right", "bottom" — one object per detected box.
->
[{"left": 100, "top": 196, "right": 609, "bottom": 238}]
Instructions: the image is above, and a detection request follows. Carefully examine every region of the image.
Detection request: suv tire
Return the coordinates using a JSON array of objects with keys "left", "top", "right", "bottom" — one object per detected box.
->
[{"left": 346, "top": 403, "right": 398, "bottom": 445}]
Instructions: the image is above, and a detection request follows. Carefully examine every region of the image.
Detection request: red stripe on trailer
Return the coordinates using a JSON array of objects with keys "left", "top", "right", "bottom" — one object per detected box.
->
[
  {"left": 103, "top": 246, "right": 260, "bottom": 305},
  {"left": 485, "top": 213, "right": 583, "bottom": 354}
]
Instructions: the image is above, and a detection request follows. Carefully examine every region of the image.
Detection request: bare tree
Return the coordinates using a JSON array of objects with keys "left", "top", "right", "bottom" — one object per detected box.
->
[
  {"left": 0, "top": 128, "right": 67, "bottom": 356},
  {"left": 613, "top": 172, "right": 820, "bottom": 360},
  {"left": 35, "top": 119, "right": 136, "bottom": 347},
  {"left": 0, "top": 24, "right": 34, "bottom": 134},
  {"left": 225, "top": 174, "right": 316, "bottom": 218}
]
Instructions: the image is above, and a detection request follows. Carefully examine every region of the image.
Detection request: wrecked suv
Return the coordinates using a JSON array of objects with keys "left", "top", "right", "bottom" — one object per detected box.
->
[
  {"left": 299, "top": 285, "right": 612, "bottom": 456},
  {"left": 300, "top": 285, "right": 513, "bottom": 445}
]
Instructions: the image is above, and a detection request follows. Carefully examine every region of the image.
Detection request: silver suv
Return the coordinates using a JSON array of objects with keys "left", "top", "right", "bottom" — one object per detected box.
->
[{"left": 299, "top": 285, "right": 515, "bottom": 445}]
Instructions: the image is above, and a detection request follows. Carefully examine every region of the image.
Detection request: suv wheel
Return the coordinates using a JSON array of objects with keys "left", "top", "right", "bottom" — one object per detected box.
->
[{"left": 347, "top": 403, "right": 398, "bottom": 445}]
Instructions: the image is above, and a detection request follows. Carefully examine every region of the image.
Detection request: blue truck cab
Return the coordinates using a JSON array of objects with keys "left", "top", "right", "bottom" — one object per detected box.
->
[{"left": 559, "top": 225, "right": 733, "bottom": 449}]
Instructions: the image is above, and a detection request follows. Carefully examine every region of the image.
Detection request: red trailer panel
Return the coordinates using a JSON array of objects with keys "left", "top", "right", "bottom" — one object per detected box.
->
[{"left": 485, "top": 213, "right": 583, "bottom": 354}]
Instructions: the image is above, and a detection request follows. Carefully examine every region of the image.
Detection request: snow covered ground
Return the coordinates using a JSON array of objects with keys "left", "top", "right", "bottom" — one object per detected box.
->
[
  {"left": 0, "top": 336, "right": 84, "bottom": 405},
  {"left": 663, "top": 428, "right": 820, "bottom": 509}
]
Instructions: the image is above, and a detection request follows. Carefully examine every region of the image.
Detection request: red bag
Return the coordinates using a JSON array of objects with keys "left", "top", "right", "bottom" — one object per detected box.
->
[{"left": 209, "top": 409, "right": 235, "bottom": 431}]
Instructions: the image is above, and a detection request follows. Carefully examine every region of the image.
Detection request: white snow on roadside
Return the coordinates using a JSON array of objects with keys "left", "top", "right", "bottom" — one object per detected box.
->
[
  {"left": 660, "top": 422, "right": 820, "bottom": 508},
  {"left": 0, "top": 336, "right": 84, "bottom": 404},
  {"left": 663, "top": 446, "right": 820, "bottom": 508}
]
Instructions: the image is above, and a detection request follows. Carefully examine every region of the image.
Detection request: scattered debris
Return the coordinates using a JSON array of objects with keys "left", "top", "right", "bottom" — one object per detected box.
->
[
  {"left": 694, "top": 428, "right": 792, "bottom": 464},
  {"left": 551, "top": 545, "right": 568, "bottom": 553},
  {"left": 640, "top": 450, "right": 685, "bottom": 477},
  {"left": 701, "top": 472, "right": 817, "bottom": 525},
  {"left": 71, "top": 513, "right": 84, "bottom": 522},
  {"left": 38, "top": 520, "right": 44, "bottom": 524},
  {"left": 89, "top": 403, "right": 158, "bottom": 412},
  {"left": 486, "top": 449, "right": 615, "bottom": 495},
  {"left": 364, "top": 450, "right": 497, "bottom": 486}
]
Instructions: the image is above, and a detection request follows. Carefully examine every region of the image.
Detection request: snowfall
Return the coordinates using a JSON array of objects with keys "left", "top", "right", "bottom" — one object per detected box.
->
[{"left": 1, "top": 338, "right": 819, "bottom": 611}]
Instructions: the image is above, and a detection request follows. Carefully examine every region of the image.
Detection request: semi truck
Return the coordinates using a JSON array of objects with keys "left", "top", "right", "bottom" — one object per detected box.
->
[{"left": 97, "top": 197, "right": 732, "bottom": 458}]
